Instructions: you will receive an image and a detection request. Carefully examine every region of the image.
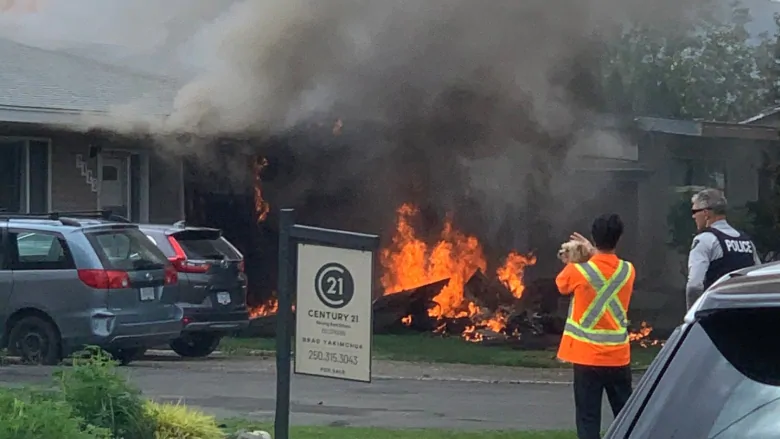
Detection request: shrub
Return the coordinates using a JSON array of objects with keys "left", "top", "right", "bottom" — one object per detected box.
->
[
  {"left": 55, "top": 346, "right": 156, "bottom": 439},
  {"left": 0, "top": 387, "right": 111, "bottom": 439},
  {"left": 144, "top": 400, "right": 225, "bottom": 439}
]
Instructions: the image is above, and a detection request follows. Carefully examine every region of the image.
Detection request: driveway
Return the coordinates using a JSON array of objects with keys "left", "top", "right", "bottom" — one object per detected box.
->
[{"left": 0, "top": 352, "right": 631, "bottom": 431}]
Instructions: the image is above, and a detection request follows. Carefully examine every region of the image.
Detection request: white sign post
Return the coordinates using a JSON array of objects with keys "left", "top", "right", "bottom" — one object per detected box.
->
[
  {"left": 274, "top": 209, "right": 379, "bottom": 439},
  {"left": 294, "top": 243, "right": 373, "bottom": 382}
]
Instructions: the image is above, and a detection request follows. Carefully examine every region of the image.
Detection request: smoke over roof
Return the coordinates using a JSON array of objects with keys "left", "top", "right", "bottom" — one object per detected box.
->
[{"left": 1, "top": 0, "right": 708, "bottom": 266}]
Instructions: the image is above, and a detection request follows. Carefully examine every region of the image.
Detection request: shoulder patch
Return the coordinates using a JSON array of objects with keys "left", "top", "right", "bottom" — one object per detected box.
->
[{"left": 691, "top": 238, "right": 700, "bottom": 251}]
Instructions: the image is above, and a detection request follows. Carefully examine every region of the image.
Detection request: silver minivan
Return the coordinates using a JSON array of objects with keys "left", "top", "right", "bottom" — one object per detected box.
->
[{"left": 0, "top": 214, "right": 183, "bottom": 364}]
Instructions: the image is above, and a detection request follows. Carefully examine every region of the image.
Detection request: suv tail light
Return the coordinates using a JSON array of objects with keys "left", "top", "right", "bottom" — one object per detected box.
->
[
  {"left": 78, "top": 269, "right": 130, "bottom": 289},
  {"left": 167, "top": 236, "right": 211, "bottom": 273},
  {"left": 164, "top": 264, "right": 178, "bottom": 285}
]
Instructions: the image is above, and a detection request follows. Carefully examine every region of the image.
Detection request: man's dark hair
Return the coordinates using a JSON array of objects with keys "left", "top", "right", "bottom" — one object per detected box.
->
[{"left": 591, "top": 213, "right": 624, "bottom": 251}]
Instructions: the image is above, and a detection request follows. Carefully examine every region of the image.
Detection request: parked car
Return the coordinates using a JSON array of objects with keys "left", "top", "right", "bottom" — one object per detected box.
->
[
  {"left": 604, "top": 262, "right": 780, "bottom": 438},
  {"left": 0, "top": 212, "right": 183, "bottom": 365},
  {"left": 138, "top": 221, "right": 249, "bottom": 358}
]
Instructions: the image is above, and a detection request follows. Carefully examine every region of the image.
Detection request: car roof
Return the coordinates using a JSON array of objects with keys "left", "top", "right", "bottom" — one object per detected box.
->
[{"left": 687, "top": 261, "right": 780, "bottom": 321}]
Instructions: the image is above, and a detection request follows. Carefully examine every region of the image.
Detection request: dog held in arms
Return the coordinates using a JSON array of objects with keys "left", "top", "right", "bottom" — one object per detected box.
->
[{"left": 557, "top": 239, "right": 595, "bottom": 264}]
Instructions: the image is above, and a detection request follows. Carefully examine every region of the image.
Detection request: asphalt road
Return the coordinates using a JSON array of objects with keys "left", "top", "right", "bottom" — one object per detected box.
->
[{"left": 0, "top": 353, "right": 626, "bottom": 431}]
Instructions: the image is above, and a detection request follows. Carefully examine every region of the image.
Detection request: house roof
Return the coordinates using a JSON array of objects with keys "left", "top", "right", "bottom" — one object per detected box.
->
[
  {"left": 740, "top": 105, "right": 780, "bottom": 125},
  {"left": 0, "top": 37, "right": 179, "bottom": 126},
  {"left": 635, "top": 116, "right": 780, "bottom": 141}
]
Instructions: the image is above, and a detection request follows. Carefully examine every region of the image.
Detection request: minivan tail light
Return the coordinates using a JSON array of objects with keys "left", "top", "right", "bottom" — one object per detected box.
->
[
  {"left": 167, "top": 236, "right": 211, "bottom": 273},
  {"left": 164, "top": 264, "right": 178, "bottom": 285},
  {"left": 78, "top": 269, "right": 130, "bottom": 289}
]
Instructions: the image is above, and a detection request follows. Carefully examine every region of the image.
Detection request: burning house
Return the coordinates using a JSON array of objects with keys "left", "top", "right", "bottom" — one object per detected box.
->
[{"left": 4, "top": 0, "right": 780, "bottom": 349}]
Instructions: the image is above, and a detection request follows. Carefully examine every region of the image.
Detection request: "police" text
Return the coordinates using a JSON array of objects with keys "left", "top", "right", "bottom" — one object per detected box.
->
[{"left": 724, "top": 239, "right": 753, "bottom": 253}]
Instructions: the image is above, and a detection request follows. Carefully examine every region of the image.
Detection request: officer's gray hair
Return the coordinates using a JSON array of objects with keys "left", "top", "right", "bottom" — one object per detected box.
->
[{"left": 691, "top": 188, "right": 728, "bottom": 215}]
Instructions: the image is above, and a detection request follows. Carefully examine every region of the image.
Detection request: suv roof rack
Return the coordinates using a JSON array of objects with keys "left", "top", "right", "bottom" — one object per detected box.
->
[
  {"left": 0, "top": 212, "right": 82, "bottom": 226},
  {"left": 39, "top": 210, "right": 131, "bottom": 223},
  {"left": 0, "top": 210, "right": 130, "bottom": 226}
]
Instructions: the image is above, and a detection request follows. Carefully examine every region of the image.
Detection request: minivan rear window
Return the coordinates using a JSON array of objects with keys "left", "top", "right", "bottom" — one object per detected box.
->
[
  {"left": 173, "top": 231, "right": 241, "bottom": 261},
  {"left": 87, "top": 228, "right": 169, "bottom": 271}
]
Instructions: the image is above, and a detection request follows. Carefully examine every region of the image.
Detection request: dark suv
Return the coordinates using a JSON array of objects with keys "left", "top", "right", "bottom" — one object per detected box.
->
[
  {"left": 605, "top": 262, "right": 780, "bottom": 438},
  {"left": 139, "top": 222, "right": 249, "bottom": 357},
  {"left": 0, "top": 213, "right": 183, "bottom": 365}
]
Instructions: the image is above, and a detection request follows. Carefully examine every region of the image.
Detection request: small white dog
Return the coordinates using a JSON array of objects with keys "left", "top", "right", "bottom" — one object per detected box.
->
[{"left": 557, "top": 239, "right": 595, "bottom": 264}]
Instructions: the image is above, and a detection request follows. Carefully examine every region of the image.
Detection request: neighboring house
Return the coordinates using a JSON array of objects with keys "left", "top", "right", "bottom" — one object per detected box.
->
[
  {"left": 0, "top": 37, "right": 184, "bottom": 222},
  {"left": 622, "top": 116, "right": 780, "bottom": 322}
]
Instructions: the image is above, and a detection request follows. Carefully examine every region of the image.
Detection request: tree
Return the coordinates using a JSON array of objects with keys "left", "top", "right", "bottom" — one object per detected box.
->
[{"left": 601, "top": 0, "right": 777, "bottom": 122}]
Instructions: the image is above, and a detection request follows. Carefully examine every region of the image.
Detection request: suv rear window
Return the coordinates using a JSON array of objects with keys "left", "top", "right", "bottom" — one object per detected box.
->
[
  {"left": 629, "top": 308, "right": 780, "bottom": 438},
  {"left": 172, "top": 231, "right": 241, "bottom": 261},
  {"left": 87, "top": 228, "right": 169, "bottom": 271}
]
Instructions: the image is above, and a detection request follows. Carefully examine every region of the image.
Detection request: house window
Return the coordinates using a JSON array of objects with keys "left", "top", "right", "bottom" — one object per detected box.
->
[
  {"left": 0, "top": 139, "right": 49, "bottom": 213},
  {"left": 671, "top": 158, "right": 727, "bottom": 192}
]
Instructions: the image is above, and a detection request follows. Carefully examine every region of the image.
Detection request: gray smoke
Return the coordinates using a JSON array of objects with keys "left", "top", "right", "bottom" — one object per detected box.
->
[{"left": 3, "top": 0, "right": 711, "bottom": 266}]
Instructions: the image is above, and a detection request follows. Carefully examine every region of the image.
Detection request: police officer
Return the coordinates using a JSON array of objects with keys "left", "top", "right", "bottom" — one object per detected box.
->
[{"left": 687, "top": 188, "right": 761, "bottom": 309}]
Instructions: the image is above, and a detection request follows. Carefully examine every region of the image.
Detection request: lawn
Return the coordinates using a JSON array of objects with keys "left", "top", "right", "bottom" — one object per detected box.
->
[
  {"left": 220, "top": 419, "right": 576, "bottom": 439},
  {"left": 218, "top": 333, "right": 661, "bottom": 369}
]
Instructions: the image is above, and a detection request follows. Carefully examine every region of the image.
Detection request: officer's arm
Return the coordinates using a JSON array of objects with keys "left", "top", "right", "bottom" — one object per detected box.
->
[{"left": 686, "top": 233, "right": 715, "bottom": 309}]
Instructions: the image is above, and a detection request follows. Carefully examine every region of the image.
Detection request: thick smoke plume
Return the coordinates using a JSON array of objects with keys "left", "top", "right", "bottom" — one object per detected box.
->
[{"left": 3, "top": 0, "right": 708, "bottom": 271}]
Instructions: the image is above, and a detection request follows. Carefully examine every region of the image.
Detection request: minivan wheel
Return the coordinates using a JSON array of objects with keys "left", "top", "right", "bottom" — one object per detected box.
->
[
  {"left": 169, "top": 333, "right": 222, "bottom": 358},
  {"left": 108, "top": 347, "right": 147, "bottom": 366},
  {"left": 7, "top": 316, "right": 61, "bottom": 365}
]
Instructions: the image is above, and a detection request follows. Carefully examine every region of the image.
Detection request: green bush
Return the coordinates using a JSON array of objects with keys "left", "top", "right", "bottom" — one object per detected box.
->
[
  {"left": 55, "top": 346, "right": 156, "bottom": 439},
  {"left": 144, "top": 400, "right": 225, "bottom": 439},
  {"left": 0, "top": 387, "right": 111, "bottom": 439}
]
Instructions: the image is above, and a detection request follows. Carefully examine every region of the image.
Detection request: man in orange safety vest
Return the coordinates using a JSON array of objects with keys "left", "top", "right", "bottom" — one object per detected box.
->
[{"left": 556, "top": 213, "right": 636, "bottom": 439}]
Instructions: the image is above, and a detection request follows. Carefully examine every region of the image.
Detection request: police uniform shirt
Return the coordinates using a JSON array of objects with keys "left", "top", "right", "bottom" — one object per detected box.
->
[{"left": 686, "top": 219, "right": 761, "bottom": 308}]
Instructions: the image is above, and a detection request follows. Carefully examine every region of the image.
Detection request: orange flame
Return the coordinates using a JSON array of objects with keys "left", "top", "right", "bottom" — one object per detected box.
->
[
  {"left": 380, "top": 203, "right": 536, "bottom": 340},
  {"left": 496, "top": 251, "right": 537, "bottom": 298},
  {"left": 249, "top": 296, "right": 278, "bottom": 318},
  {"left": 630, "top": 321, "right": 663, "bottom": 347},
  {"left": 253, "top": 157, "right": 270, "bottom": 223},
  {"left": 380, "top": 204, "right": 487, "bottom": 319}
]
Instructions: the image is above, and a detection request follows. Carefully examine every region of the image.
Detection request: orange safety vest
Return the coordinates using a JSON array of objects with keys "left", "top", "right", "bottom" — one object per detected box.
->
[{"left": 556, "top": 254, "right": 635, "bottom": 367}]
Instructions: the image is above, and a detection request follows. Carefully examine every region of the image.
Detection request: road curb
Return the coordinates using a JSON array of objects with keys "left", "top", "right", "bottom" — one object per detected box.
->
[{"left": 371, "top": 374, "right": 574, "bottom": 385}]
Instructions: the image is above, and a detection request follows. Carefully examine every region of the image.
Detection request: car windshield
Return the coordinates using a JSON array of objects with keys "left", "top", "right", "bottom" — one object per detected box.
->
[
  {"left": 87, "top": 228, "right": 169, "bottom": 271},
  {"left": 629, "top": 307, "right": 780, "bottom": 439}
]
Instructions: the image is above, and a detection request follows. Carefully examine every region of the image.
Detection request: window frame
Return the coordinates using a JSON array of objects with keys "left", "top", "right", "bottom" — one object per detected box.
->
[{"left": 6, "top": 228, "right": 76, "bottom": 271}]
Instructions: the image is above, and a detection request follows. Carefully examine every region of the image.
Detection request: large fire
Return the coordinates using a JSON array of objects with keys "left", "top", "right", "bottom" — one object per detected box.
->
[
  {"left": 380, "top": 203, "right": 536, "bottom": 340},
  {"left": 246, "top": 155, "right": 662, "bottom": 347}
]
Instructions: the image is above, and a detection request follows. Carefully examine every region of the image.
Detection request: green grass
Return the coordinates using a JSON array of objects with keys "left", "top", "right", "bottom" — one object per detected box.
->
[
  {"left": 218, "top": 333, "right": 661, "bottom": 369},
  {"left": 219, "top": 419, "right": 576, "bottom": 439}
]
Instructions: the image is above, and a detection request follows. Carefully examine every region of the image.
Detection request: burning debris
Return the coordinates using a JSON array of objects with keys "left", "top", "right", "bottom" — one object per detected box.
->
[
  {"left": 374, "top": 203, "right": 547, "bottom": 346},
  {"left": 249, "top": 295, "right": 278, "bottom": 319}
]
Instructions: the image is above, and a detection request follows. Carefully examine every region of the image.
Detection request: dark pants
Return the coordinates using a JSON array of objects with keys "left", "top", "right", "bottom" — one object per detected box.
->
[{"left": 572, "top": 364, "right": 633, "bottom": 439}]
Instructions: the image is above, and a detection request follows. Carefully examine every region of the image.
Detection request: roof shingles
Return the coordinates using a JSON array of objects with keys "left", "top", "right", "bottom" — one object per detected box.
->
[{"left": 0, "top": 37, "right": 179, "bottom": 117}]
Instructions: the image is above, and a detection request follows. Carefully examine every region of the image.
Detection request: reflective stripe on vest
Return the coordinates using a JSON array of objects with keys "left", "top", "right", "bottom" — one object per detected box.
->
[{"left": 563, "top": 260, "right": 632, "bottom": 346}]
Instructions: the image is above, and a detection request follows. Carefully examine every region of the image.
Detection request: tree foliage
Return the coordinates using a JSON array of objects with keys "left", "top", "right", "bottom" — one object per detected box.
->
[
  {"left": 601, "top": 0, "right": 780, "bottom": 122},
  {"left": 602, "top": 1, "right": 780, "bottom": 261}
]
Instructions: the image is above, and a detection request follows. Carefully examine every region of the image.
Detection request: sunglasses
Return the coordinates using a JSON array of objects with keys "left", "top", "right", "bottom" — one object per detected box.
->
[{"left": 691, "top": 208, "right": 711, "bottom": 215}]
